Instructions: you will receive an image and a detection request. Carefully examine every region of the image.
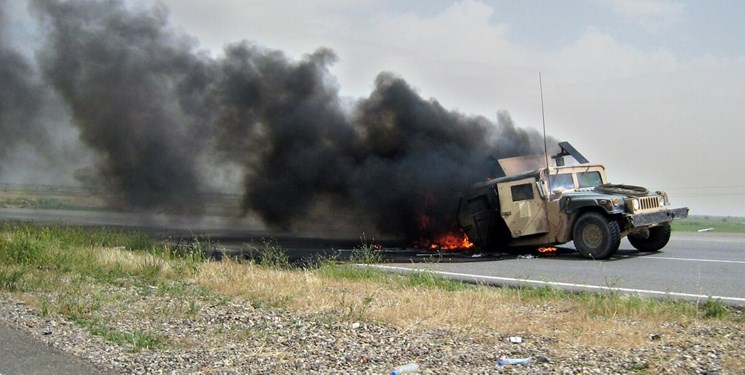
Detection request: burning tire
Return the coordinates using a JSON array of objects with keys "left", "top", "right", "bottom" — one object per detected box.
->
[
  {"left": 572, "top": 212, "right": 620, "bottom": 259},
  {"left": 628, "top": 223, "right": 672, "bottom": 252}
]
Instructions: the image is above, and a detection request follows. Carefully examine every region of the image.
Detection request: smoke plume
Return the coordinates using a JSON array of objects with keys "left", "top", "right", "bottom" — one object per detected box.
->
[
  {"left": 12, "top": 0, "right": 553, "bottom": 240},
  {"left": 32, "top": 0, "right": 209, "bottom": 212},
  {"left": 0, "top": 0, "right": 50, "bottom": 177}
]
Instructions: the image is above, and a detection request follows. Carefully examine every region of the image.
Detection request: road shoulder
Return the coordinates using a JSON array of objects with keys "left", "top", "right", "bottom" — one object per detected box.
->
[{"left": 0, "top": 322, "right": 101, "bottom": 375}]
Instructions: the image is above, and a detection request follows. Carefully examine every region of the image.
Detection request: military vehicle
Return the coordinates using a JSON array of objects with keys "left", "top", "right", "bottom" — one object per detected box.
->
[{"left": 457, "top": 142, "right": 689, "bottom": 259}]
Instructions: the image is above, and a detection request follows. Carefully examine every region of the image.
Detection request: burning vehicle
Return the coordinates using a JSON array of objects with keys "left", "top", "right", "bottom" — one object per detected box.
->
[{"left": 457, "top": 142, "right": 689, "bottom": 259}]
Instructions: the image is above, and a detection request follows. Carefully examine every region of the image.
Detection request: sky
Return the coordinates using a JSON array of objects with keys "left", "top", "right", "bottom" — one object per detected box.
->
[{"left": 5, "top": 0, "right": 745, "bottom": 217}]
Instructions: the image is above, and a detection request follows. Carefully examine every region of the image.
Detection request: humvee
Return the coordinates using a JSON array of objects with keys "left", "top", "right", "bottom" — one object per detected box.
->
[{"left": 457, "top": 142, "right": 689, "bottom": 259}]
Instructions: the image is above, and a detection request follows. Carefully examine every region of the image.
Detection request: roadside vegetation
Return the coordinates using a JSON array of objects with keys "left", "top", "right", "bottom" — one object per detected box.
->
[
  {"left": 1, "top": 222, "right": 743, "bottom": 363},
  {"left": 671, "top": 215, "right": 745, "bottom": 233}
]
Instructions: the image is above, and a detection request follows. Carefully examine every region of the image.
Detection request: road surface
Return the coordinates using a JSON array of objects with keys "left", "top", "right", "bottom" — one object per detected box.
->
[
  {"left": 378, "top": 232, "right": 745, "bottom": 305},
  {"left": 0, "top": 323, "right": 100, "bottom": 375}
]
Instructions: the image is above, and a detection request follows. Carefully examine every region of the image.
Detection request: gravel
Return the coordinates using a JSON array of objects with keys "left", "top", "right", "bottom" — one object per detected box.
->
[{"left": 1, "top": 287, "right": 743, "bottom": 374}]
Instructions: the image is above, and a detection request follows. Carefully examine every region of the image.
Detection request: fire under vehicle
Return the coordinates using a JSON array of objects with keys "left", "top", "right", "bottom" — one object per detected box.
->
[{"left": 456, "top": 142, "right": 689, "bottom": 259}]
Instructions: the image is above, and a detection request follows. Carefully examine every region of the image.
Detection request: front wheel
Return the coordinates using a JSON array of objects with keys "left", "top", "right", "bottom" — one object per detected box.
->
[
  {"left": 572, "top": 212, "right": 621, "bottom": 259},
  {"left": 628, "top": 223, "right": 671, "bottom": 252}
]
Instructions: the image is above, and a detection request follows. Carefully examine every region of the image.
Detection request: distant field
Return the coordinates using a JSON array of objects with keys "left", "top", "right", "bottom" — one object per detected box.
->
[
  {"left": 671, "top": 215, "right": 745, "bottom": 233},
  {"left": 0, "top": 184, "right": 242, "bottom": 216},
  {"left": 0, "top": 184, "right": 105, "bottom": 211}
]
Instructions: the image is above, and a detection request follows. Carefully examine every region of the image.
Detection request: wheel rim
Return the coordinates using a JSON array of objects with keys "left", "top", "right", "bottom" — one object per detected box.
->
[{"left": 581, "top": 223, "right": 603, "bottom": 249}]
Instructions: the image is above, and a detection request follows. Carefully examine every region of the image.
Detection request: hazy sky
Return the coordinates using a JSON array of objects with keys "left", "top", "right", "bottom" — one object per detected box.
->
[{"left": 7, "top": 0, "right": 745, "bottom": 216}]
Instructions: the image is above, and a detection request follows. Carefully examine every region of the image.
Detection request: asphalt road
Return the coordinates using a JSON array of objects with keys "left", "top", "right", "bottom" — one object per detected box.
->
[
  {"left": 378, "top": 232, "right": 745, "bottom": 306},
  {"left": 0, "top": 323, "right": 100, "bottom": 375}
]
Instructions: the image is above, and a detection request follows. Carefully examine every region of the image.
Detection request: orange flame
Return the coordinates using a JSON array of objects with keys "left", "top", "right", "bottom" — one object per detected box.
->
[
  {"left": 538, "top": 247, "right": 557, "bottom": 253},
  {"left": 416, "top": 230, "right": 474, "bottom": 251},
  {"left": 414, "top": 212, "right": 474, "bottom": 251}
]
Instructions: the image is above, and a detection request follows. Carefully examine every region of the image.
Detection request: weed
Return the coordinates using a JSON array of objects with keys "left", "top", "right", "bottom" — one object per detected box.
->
[
  {"left": 703, "top": 297, "right": 729, "bottom": 318},
  {"left": 350, "top": 234, "right": 382, "bottom": 264},
  {"left": 58, "top": 293, "right": 97, "bottom": 321},
  {"left": 83, "top": 320, "right": 166, "bottom": 351},
  {"left": 137, "top": 255, "right": 165, "bottom": 284},
  {"left": 125, "top": 233, "right": 156, "bottom": 251},
  {"left": 244, "top": 239, "right": 289, "bottom": 269},
  {"left": 0, "top": 228, "right": 49, "bottom": 266},
  {"left": 187, "top": 299, "right": 199, "bottom": 316},
  {"left": 39, "top": 295, "right": 51, "bottom": 317},
  {"left": 0, "top": 266, "right": 27, "bottom": 291},
  {"left": 158, "top": 237, "right": 211, "bottom": 275},
  {"left": 629, "top": 362, "right": 649, "bottom": 371}
]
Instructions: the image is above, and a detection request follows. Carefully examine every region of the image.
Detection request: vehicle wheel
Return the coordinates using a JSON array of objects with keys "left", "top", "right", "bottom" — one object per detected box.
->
[
  {"left": 572, "top": 212, "right": 621, "bottom": 259},
  {"left": 628, "top": 223, "right": 671, "bottom": 252}
]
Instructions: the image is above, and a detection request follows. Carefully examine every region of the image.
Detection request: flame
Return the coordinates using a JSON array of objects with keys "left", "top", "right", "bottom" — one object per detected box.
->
[
  {"left": 416, "top": 230, "right": 474, "bottom": 251},
  {"left": 538, "top": 246, "right": 557, "bottom": 253},
  {"left": 414, "top": 212, "right": 474, "bottom": 251}
]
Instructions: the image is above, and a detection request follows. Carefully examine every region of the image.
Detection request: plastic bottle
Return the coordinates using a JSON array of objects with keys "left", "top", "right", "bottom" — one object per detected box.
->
[
  {"left": 497, "top": 357, "right": 532, "bottom": 366},
  {"left": 390, "top": 362, "right": 420, "bottom": 374}
]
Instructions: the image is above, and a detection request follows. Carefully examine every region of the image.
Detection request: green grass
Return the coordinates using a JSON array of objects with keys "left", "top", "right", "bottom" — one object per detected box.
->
[
  {"left": 672, "top": 215, "right": 745, "bottom": 233},
  {"left": 0, "top": 223, "right": 219, "bottom": 350},
  {"left": 85, "top": 323, "right": 166, "bottom": 351},
  {"left": 401, "top": 270, "right": 471, "bottom": 291},
  {"left": 317, "top": 262, "right": 389, "bottom": 282}
]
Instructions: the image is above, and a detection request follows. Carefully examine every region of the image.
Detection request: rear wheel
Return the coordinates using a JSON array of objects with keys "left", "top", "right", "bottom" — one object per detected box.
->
[
  {"left": 572, "top": 212, "right": 620, "bottom": 259},
  {"left": 628, "top": 223, "right": 671, "bottom": 252}
]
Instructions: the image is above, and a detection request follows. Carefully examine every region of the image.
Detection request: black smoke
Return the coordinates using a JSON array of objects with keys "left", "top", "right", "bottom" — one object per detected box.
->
[
  {"left": 16, "top": 0, "right": 552, "bottom": 240},
  {"left": 0, "top": 0, "right": 50, "bottom": 177},
  {"left": 31, "top": 0, "right": 212, "bottom": 212}
]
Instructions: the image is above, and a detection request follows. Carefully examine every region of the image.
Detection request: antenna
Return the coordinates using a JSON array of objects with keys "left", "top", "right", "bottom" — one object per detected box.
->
[{"left": 539, "top": 72, "right": 551, "bottom": 192}]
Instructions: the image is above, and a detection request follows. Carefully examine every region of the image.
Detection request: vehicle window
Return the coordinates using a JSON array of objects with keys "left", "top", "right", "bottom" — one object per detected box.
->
[
  {"left": 549, "top": 173, "right": 574, "bottom": 190},
  {"left": 577, "top": 171, "right": 603, "bottom": 187},
  {"left": 511, "top": 183, "right": 534, "bottom": 201}
]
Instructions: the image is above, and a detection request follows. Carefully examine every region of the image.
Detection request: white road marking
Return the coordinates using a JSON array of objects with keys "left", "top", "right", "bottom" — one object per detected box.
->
[
  {"left": 649, "top": 256, "right": 745, "bottom": 265},
  {"left": 371, "top": 265, "right": 745, "bottom": 304}
]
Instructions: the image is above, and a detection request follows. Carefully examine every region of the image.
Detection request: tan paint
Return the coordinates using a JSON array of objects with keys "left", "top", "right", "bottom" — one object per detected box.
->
[
  {"left": 495, "top": 165, "right": 608, "bottom": 245},
  {"left": 496, "top": 177, "right": 548, "bottom": 237}
]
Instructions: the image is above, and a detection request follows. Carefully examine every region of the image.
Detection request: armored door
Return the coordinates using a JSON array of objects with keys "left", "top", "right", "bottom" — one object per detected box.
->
[{"left": 496, "top": 178, "right": 549, "bottom": 237}]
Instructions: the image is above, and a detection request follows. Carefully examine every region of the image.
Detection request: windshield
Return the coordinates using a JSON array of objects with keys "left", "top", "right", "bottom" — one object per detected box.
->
[
  {"left": 577, "top": 171, "right": 603, "bottom": 187},
  {"left": 549, "top": 173, "right": 574, "bottom": 191}
]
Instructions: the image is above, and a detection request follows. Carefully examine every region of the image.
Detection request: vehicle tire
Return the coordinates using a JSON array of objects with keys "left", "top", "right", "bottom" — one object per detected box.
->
[
  {"left": 628, "top": 223, "right": 672, "bottom": 252},
  {"left": 594, "top": 184, "right": 649, "bottom": 197},
  {"left": 572, "top": 212, "right": 621, "bottom": 259}
]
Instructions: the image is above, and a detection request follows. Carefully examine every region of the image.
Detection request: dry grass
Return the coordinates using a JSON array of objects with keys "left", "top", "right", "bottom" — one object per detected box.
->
[
  {"left": 95, "top": 247, "right": 175, "bottom": 278},
  {"left": 194, "top": 259, "right": 704, "bottom": 350}
]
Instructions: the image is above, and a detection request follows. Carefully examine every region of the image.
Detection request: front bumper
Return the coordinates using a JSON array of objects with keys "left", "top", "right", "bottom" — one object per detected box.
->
[{"left": 629, "top": 207, "right": 689, "bottom": 227}]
